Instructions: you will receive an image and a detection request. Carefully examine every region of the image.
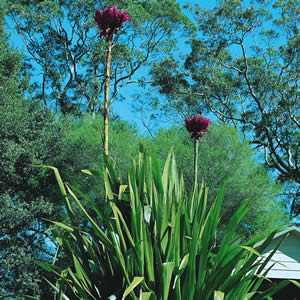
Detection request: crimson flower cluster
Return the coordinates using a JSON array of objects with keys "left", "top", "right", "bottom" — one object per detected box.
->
[
  {"left": 95, "top": 5, "right": 131, "bottom": 39},
  {"left": 185, "top": 115, "right": 211, "bottom": 140}
]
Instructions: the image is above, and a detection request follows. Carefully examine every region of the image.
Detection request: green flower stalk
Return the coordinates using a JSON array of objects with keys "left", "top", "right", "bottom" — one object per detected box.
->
[
  {"left": 95, "top": 5, "right": 131, "bottom": 156},
  {"left": 103, "top": 37, "right": 112, "bottom": 157},
  {"left": 194, "top": 138, "right": 199, "bottom": 185}
]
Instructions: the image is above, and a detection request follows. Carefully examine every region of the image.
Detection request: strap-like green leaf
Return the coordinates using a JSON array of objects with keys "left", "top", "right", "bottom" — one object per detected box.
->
[
  {"left": 122, "top": 277, "right": 144, "bottom": 300},
  {"left": 289, "top": 280, "right": 300, "bottom": 288},
  {"left": 43, "top": 219, "right": 74, "bottom": 232},
  {"left": 214, "top": 290, "right": 224, "bottom": 300},
  {"left": 65, "top": 184, "right": 112, "bottom": 248},
  {"left": 240, "top": 246, "right": 262, "bottom": 257},
  {"left": 139, "top": 291, "right": 154, "bottom": 300},
  {"left": 81, "top": 169, "right": 104, "bottom": 179},
  {"left": 161, "top": 262, "right": 175, "bottom": 299}
]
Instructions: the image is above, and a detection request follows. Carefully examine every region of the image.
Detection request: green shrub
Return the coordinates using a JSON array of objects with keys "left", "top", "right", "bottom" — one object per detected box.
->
[
  {"left": 38, "top": 145, "right": 292, "bottom": 299},
  {"left": 145, "top": 125, "right": 287, "bottom": 239}
]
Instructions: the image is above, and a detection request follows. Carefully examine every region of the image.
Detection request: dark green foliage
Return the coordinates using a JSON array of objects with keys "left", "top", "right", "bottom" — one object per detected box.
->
[
  {"left": 56, "top": 116, "right": 287, "bottom": 240},
  {"left": 0, "top": 5, "right": 64, "bottom": 296},
  {"left": 145, "top": 125, "right": 288, "bottom": 239},
  {"left": 0, "top": 108, "right": 141, "bottom": 296},
  {"left": 38, "top": 145, "right": 293, "bottom": 299}
]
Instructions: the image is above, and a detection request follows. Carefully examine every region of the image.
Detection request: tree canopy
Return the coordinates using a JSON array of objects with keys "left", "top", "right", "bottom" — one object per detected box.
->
[
  {"left": 7, "top": 0, "right": 193, "bottom": 114},
  {"left": 150, "top": 0, "right": 299, "bottom": 217},
  {"left": 1, "top": 0, "right": 297, "bottom": 297},
  {"left": 0, "top": 4, "right": 65, "bottom": 296},
  {"left": 59, "top": 116, "right": 287, "bottom": 242},
  {"left": 145, "top": 124, "right": 287, "bottom": 238}
]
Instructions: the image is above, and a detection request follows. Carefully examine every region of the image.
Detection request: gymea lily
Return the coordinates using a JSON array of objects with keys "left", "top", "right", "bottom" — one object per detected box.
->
[{"left": 95, "top": 5, "right": 131, "bottom": 157}]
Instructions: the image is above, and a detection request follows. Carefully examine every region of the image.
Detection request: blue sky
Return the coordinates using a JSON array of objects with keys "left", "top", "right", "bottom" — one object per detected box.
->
[
  {"left": 5, "top": 0, "right": 279, "bottom": 136},
  {"left": 111, "top": 0, "right": 219, "bottom": 133},
  {"left": 6, "top": 0, "right": 219, "bottom": 135}
]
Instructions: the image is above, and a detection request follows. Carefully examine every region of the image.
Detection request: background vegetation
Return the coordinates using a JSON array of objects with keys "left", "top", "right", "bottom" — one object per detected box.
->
[{"left": 0, "top": 0, "right": 298, "bottom": 297}]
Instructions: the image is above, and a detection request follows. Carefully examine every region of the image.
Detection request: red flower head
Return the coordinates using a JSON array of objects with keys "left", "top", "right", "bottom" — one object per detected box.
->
[
  {"left": 184, "top": 115, "right": 211, "bottom": 140},
  {"left": 95, "top": 5, "right": 131, "bottom": 39}
]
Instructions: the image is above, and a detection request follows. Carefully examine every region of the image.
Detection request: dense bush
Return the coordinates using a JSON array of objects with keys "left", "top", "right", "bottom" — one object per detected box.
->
[
  {"left": 58, "top": 116, "right": 287, "bottom": 239},
  {"left": 146, "top": 125, "right": 287, "bottom": 238},
  {"left": 38, "top": 145, "right": 291, "bottom": 299}
]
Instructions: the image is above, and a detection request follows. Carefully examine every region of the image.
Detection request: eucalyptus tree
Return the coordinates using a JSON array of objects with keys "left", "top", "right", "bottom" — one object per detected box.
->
[
  {"left": 6, "top": 0, "right": 193, "bottom": 114},
  {"left": 150, "top": 0, "right": 300, "bottom": 217},
  {"left": 0, "top": 3, "right": 66, "bottom": 296}
]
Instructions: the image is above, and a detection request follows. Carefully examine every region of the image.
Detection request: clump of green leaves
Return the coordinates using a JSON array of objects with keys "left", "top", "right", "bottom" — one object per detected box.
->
[
  {"left": 147, "top": 125, "right": 287, "bottom": 239},
  {"left": 38, "top": 145, "right": 291, "bottom": 299}
]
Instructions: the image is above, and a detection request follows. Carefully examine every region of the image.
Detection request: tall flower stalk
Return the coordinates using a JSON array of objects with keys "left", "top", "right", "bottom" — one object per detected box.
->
[
  {"left": 95, "top": 6, "right": 131, "bottom": 156},
  {"left": 103, "top": 37, "right": 112, "bottom": 157},
  {"left": 194, "top": 138, "right": 199, "bottom": 185},
  {"left": 185, "top": 115, "right": 211, "bottom": 185}
]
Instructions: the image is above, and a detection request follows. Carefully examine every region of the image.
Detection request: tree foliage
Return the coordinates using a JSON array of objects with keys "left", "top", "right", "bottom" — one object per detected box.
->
[
  {"left": 145, "top": 124, "right": 287, "bottom": 239},
  {"left": 56, "top": 116, "right": 287, "bottom": 240},
  {"left": 7, "top": 0, "right": 193, "bottom": 114},
  {"left": 0, "top": 4, "right": 65, "bottom": 296},
  {"left": 55, "top": 115, "right": 142, "bottom": 209},
  {"left": 150, "top": 0, "right": 299, "bottom": 217}
]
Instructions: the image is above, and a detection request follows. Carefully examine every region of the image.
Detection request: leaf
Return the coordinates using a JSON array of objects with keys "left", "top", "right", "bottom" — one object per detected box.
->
[
  {"left": 240, "top": 246, "right": 262, "bottom": 257},
  {"left": 144, "top": 205, "right": 152, "bottom": 224},
  {"left": 139, "top": 291, "right": 154, "bottom": 300},
  {"left": 72, "top": 254, "right": 92, "bottom": 288},
  {"left": 36, "top": 261, "right": 62, "bottom": 277},
  {"left": 173, "top": 254, "right": 189, "bottom": 288},
  {"left": 104, "top": 170, "right": 114, "bottom": 200},
  {"left": 103, "top": 154, "right": 119, "bottom": 190},
  {"left": 65, "top": 184, "right": 112, "bottom": 248},
  {"left": 111, "top": 232, "right": 130, "bottom": 283},
  {"left": 43, "top": 219, "right": 74, "bottom": 232},
  {"left": 32, "top": 165, "right": 66, "bottom": 196},
  {"left": 143, "top": 225, "right": 155, "bottom": 282},
  {"left": 81, "top": 169, "right": 104, "bottom": 179},
  {"left": 67, "top": 268, "right": 95, "bottom": 299},
  {"left": 242, "top": 291, "right": 257, "bottom": 300},
  {"left": 256, "top": 279, "right": 290, "bottom": 298},
  {"left": 33, "top": 165, "right": 73, "bottom": 213},
  {"left": 67, "top": 184, "right": 105, "bottom": 223},
  {"left": 119, "top": 184, "right": 128, "bottom": 199},
  {"left": 122, "top": 277, "right": 144, "bottom": 300},
  {"left": 214, "top": 290, "right": 224, "bottom": 300},
  {"left": 289, "top": 280, "right": 300, "bottom": 288},
  {"left": 161, "top": 262, "right": 175, "bottom": 299},
  {"left": 42, "top": 277, "right": 70, "bottom": 300},
  {"left": 111, "top": 202, "right": 135, "bottom": 247}
]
